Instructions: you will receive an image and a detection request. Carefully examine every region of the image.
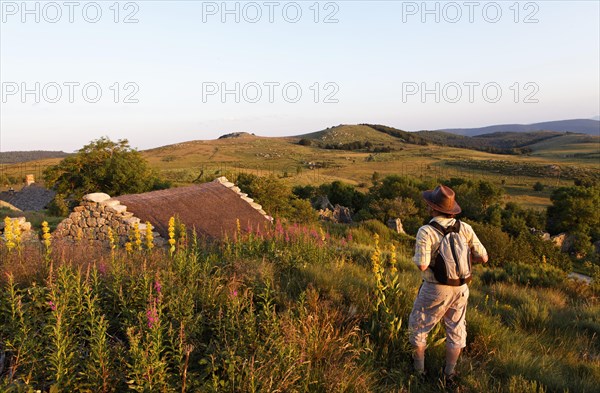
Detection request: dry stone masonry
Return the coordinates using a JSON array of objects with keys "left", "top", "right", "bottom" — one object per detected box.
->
[
  {"left": 53, "top": 192, "right": 165, "bottom": 246},
  {"left": 215, "top": 176, "right": 272, "bottom": 221}
]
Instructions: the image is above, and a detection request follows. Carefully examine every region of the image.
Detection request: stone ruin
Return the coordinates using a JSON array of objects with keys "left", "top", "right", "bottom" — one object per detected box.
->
[{"left": 53, "top": 193, "right": 165, "bottom": 246}]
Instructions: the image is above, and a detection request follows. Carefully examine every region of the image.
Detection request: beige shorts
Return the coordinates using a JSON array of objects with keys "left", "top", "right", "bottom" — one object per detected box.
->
[{"left": 408, "top": 281, "right": 469, "bottom": 349}]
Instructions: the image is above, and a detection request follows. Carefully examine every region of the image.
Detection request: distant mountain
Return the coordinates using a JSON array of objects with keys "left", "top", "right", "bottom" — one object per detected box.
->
[
  {"left": 438, "top": 119, "right": 600, "bottom": 137},
  {"left": 0, "top": 151, "right": 70, "bottom": 164}
]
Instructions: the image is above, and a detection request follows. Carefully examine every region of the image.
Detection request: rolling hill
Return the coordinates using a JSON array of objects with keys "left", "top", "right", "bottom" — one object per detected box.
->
[
  {"left": 437, "top": 119, "right": 600, "bottom": 137},
  {"left": 0, "top": 150, "right": 70, "bottom": 164},
  {"left": 2, "top": 123, "right": 598, "bottom": 210}
]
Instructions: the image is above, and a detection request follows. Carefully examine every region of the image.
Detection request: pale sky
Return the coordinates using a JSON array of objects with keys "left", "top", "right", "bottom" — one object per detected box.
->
[{"left": 1, "top": 0, "right": 599, "bottom": 151}]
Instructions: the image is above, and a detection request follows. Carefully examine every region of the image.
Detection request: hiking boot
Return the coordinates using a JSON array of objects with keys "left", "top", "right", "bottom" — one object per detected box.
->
[
  {"left": 443, "top": 371, "right": 460, "bottom": 392},
  {"left": 414, "top": 369, "right": 427, "bottom": 379}
]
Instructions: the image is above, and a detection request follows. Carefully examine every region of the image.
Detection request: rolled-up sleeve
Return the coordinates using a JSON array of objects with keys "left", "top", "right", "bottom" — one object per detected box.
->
[
  {"left": 413, "top": 228, "right": 432, "bottom": 269},
  {"left": 469, "top": 231, "right": 488, "bottom": 259}
]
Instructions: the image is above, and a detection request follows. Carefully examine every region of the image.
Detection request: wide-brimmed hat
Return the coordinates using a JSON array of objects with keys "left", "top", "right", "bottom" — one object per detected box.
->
[{"left": 422, "top": 185, "right": 461, "bottom": 215}]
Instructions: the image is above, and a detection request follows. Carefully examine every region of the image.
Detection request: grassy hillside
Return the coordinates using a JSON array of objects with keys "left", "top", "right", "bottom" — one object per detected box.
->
[
  {"left": 1, "top": 221, "right": 598, "bottom": 392},
  {"left": 3, "top": 125, "right": 599, "bottom": 209},
  {"left": 0, "top": 151, "right": 70, "bottom": 164}
]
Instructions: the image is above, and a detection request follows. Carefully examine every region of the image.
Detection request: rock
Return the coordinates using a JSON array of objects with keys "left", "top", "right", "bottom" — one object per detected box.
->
[
  {"left": 387, "top": 218, "right": 405, "bottom": 234},
  {"left": 101, "top": 199, "right": 121, "bottom": 207},
  {"left": 241, "top": 196, "right": 254, "bottom": 203},
  {"left": 315, "top": 195, "right": 334, "bottom": 211},
  {"left": 529, "top": 227, "right": 551, "bottom": 241},
  {"left": 551, "top": 233, "right": 567, "bottom": 248},
  {"left": 231, "top": 186, "right": 241, "bottom": 193},
  {"left": 249, "top": 202, "right": 263, "bottom": 210},
  {"left": 74, "top": 206, "right": 85, "bottom": 212},
  {"left": 124, "top": 217, "right": 140, "bottom": 225},
  {"left": 220, "top": 181, "right": 236, "bottom": 188},
  {"left": 333, "top": 205, "right": 352, "bottom": 224},
  {"left": 82, "top": 193, "right": 111, "bottom": 203},
  {"left": 107, "top": 205, "right": 127, "bottom": 214}
]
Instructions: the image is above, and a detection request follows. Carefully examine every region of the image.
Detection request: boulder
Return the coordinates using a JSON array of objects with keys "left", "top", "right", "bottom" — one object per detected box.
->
[
  {"left": 551, "top": 233, "right": 567, "bottom": 249},
  {"left": 333, "top": 205, "right": 352, "bottom": 224}
]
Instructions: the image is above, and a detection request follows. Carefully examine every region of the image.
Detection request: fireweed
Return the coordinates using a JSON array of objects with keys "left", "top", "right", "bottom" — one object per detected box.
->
[{"left": 0, "top": 218, "right": 598, "bottom": 392}]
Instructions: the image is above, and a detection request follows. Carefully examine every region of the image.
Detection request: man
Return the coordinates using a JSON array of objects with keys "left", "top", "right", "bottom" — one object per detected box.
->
[{"left": 408, "top": 185, "right": 488, "bottom": 381}]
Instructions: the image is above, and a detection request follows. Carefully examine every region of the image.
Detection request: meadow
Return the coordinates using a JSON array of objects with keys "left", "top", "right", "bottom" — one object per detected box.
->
[
  {"left": 1, "top": 218, "right": 598, "bottom": 392},
  {"left": 2, "top": 125, "right": 599, "bottom": 211}
]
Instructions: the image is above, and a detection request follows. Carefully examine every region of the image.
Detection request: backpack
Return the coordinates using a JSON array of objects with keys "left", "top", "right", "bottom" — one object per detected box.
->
[{"left": 428, "top": 220, "right": 472, "bottom": 286}]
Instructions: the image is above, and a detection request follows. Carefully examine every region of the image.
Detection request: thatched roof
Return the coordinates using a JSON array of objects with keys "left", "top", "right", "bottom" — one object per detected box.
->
[{"left": 116, "top": 178, "right": 271, "bottom": 240}]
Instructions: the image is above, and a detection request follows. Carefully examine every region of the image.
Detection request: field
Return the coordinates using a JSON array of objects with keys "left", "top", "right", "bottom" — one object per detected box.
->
[
  {"left": 2, "top": 126, "right": 599, "bottom": 210},
  {"left": 1, "top": 221, "right": 598, "bottom": 392},
  {"left": 1, "top": 126, "right": 599, "bottom": 392}
]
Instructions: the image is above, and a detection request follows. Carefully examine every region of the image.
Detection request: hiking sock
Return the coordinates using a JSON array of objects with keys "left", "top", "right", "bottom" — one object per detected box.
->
[
  {"left": 444, "top": 347, "right": 461, "bottom": 376},
  {"left": 413, "top": 346, "right": 426, "bottom": 373}
]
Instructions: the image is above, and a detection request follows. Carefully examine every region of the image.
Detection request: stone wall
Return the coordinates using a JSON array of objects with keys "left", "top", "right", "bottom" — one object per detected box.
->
[{"left": 53, "top": 193, "right": 164, "bottom": 246}]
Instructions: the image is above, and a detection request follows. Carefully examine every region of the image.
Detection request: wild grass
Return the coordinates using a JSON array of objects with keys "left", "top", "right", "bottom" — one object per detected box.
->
[{"left": 0, "top": 220, "right": 598, "bottom": 392}]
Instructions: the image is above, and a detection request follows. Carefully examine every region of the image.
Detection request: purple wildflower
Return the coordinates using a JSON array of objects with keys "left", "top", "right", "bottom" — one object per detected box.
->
[
  {"left": 147, "top": 306, "right": 158, "bottom": 328},
  {"left": 48, "top": 301, "right": 56, "bottom": 311},
  {"left": 154, "top": 280, "right": 162, "bottom": 294}
]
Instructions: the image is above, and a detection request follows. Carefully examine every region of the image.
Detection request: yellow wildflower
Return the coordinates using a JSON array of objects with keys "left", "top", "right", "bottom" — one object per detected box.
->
[
  {"left": 42, "top": 221, "right": 52, "bottom": 249},
  {"left": 168, "top": 216, "right": 176, "bottom": 255},
  {"left": 133, "top": 223, "right": 142, "bottom": 251},
  {"left": 390, "top": 244, "right": 398, "bottom": 276},
  {"left": 3, "top": 217, "right": 15, "bottom": 251},
  {"left": 145, "top": 222, "right": 154, "bottom": 250}
]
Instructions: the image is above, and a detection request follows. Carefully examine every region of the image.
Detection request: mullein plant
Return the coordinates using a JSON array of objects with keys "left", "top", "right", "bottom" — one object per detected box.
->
[
  {"left": 3, "top": 216, "right": 16, "bottom": 252},
  {"left": 168, "top": 217, "right": 176, "bottom": 256},
  {"left": 42, "top": 221, "right": 52, "bottom": 259},
  {"left": 145, "top": 222, "right": 154, "bottom": 251},
  {"left": 12, "top": 220, "right": 22, "bottom": 253},
  {"left": 370, "top": 235, "right": 404, "bottom": 355},
  {"left": 133, "top": 223, "right": 142, "bottom": 251}
]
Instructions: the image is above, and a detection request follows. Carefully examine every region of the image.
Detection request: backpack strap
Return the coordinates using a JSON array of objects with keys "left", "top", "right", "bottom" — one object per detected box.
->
[
  {"left": 428, "top": 220, "right": 461, "bottom": 236},
  {"left": 427, "top": 220, "right": 468, "bottom": 285}
]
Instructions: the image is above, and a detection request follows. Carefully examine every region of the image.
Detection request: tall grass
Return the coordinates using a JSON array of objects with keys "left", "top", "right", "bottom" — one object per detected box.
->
[{"left": 0, "top": 220, "right": 598, "bottom": 392}]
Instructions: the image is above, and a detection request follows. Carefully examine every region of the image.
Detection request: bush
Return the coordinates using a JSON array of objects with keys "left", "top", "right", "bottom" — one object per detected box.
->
[
  {"left": 43, "top": 137, "right": 168, "bottom": 199},
  {"left": 47, "top": 193, "right": 70, "bottom": 217}
]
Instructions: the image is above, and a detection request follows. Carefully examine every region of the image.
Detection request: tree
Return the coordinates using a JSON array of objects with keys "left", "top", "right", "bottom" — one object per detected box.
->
[
  {"left": 43, "top": 137, "right": 168, "bottom": 199},
  {"left": 236, "top": 173, "right": 316, "bottom": 222},
  {"left": 547, "top": 186, "right": 600, "bottom": 242}
]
